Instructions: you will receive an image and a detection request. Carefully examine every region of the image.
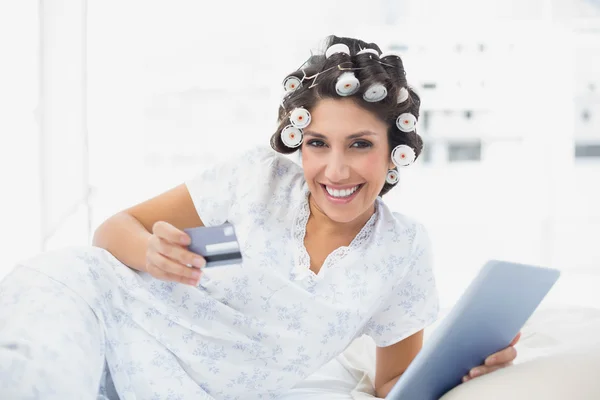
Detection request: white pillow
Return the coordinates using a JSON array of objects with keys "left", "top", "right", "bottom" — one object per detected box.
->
[{"left": 440, "top": 345, "right": 600, "bottom": 400}]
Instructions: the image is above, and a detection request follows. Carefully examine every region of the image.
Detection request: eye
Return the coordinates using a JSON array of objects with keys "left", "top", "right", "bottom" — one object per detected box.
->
[
  {"left": 307, "top": 140, "right": 326, "bottom": 148},
  {"left": 352, "top": 140, "right": 372, "bottom": 149}
]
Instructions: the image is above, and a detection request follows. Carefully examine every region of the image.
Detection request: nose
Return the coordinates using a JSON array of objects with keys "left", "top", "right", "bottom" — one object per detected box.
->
[{"left": 324, "top": 151, "right": 350, "bottom": 182}]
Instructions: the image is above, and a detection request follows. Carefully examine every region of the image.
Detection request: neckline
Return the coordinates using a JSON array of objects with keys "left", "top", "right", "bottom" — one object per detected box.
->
[{"left": 292, "top": 186, "right": 379, "bottom": 279}]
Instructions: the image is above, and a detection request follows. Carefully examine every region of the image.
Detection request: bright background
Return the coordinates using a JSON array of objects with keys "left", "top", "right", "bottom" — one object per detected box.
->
[{"left": 1, "top": 0, "right": 599, "bottom": 310}]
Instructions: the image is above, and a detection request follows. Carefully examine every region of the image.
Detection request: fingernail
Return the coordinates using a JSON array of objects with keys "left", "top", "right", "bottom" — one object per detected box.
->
[
  {"left": 181, "top": 236, "right": 190, "bottom": 245},
  {"left": 487, "top": 356, "right": 496, "bottom": 365},
  {"left": 192, "top": 270, "right": 201, "bottom": 279},
  {"left": 192, "top": 258, "right": 205, "bottom": 268},
  {"left": 188, "top": 278, "right": 198, "bottom": 286},
  {"left": 471, "top": 368, "right": 481, "bottom": 377}
]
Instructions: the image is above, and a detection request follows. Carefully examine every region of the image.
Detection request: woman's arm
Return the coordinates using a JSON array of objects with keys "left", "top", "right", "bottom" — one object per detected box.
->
[
  {"left": 374, "top": 330, "right": 424, "bottom": 398},
  {"left": 92, "top": 184, "right": 203, "bottom": 272},
  {"left": 374, "top": 330, "right": 521, "bottom": 398}
]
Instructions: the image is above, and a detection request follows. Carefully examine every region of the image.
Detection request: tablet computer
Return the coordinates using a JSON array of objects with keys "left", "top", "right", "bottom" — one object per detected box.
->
[{"left": 386, "top": 260, "right": 561, "bottom": 400}]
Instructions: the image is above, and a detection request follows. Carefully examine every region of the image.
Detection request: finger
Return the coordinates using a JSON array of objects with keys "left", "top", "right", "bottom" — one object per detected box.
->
[
  {"left": 149, "top": 251, "right": 202, "bottom": 281},
  {"left": 510, "top": 331, "right": 522, "bottom": 346},
  {"left": 470, "top": 364, "right": 505, "bottom": 378},
  {"left": 146, "top": 262, "right": 200, "bottom": 286},
  {"left": 155, "top": 238, "right": 205, "bottom": 268},
  {"left": 469, "top": 366, "right": 488, "bottom": 378},
  {"left": 485, "top": 345, "right": 517, "bottom": 366},
  {"left": 152, "top": 221, "right": 190, "bottom": 246},
  {"left": 147, "top": 252, "right": 202, "bottom": 282}
]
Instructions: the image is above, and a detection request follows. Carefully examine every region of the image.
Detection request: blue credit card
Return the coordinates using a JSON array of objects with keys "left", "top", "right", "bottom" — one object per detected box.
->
[{"left": 184, "top": 223, "right": 242, "bottom": 267}]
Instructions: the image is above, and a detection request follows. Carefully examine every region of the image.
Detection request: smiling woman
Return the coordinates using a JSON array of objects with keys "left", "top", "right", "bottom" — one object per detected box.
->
[
  {"left": 300, "top": 98, "right": 392, "bottom": 225},
  {"left": 271, "top": 36, "right": 424, "bottom": 198},
  {"left": 0, "top": 34, "right": 519, "bottom": 400}
]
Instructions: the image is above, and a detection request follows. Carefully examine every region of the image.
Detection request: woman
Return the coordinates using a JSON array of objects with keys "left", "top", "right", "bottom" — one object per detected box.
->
[{"left": 0, "top": 35, "right": 517, "bottom": 399}]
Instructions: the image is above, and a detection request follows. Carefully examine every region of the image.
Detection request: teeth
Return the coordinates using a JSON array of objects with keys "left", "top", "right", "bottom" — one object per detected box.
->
[{"left": 325, "top": 185, "right": 360, "bottom": 198}]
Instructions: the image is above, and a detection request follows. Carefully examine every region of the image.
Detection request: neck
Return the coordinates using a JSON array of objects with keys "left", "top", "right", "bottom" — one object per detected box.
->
[{"left": 307, "top": 194, "right": 376, "bottom": 237}]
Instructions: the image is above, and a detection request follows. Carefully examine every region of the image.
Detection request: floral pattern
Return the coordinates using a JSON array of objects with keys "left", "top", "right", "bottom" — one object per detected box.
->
[{"left": 0, "top": 147, "right": 438, "bottom": 399}]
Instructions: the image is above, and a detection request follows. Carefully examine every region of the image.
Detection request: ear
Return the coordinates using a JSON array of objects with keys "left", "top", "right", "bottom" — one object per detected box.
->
[{"left": 386, "top": 147, "right": 395, "bottom": 170}]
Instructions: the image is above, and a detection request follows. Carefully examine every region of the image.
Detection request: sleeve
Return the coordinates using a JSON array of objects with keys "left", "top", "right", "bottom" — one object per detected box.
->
[
  {"left": 184, "top": 147, "right": 277, "bottom": 227},
  {"left": 362, "top": 223, "right": 440, "bottom": 347}
]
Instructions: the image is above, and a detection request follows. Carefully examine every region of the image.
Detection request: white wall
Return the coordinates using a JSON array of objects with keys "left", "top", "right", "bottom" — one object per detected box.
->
[
  {"left": 0, "top": 1, "right": 41, "bottom": 277},
  {"left": 39, "top": 0, "right": 91, "bottom": 251}
]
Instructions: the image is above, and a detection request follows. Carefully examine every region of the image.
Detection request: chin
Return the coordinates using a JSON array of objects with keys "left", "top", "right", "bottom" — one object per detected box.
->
[{"left": 321, "top": 207, "right": 362, "bottom": 224}]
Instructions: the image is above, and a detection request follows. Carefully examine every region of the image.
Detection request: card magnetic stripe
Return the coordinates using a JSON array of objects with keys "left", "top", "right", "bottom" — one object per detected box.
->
[{"left": 204, "top": 252, "right": 243, "bottom": 264}]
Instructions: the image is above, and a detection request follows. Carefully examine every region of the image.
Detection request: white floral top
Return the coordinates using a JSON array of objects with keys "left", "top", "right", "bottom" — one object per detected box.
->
[
  {"left": 182, "top": 146, "right": 439, "bottom": 397},
  {"left": 9, "top": 146, "right": 438, "bottom": 400}
]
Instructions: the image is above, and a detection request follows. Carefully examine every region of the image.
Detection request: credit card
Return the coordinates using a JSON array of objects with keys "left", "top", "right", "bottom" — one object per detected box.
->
[{"left": 184, "top": 223, "right": 242, "bottom": 267}]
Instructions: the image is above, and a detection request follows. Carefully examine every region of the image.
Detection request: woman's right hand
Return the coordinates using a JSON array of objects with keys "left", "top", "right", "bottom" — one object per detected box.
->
[{"left": 145, "top": 221, "right": 206, "bottom": 285}]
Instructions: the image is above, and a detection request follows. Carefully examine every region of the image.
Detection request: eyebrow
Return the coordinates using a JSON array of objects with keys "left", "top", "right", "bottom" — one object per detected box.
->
[{"left": 303, "top": 130, "right": 378, "bottom": 140}]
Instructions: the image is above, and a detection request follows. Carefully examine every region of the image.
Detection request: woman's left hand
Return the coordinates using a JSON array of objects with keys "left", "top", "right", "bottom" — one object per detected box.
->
[{"left": 462, "top": 332, "right": 521, "bottom": 383}]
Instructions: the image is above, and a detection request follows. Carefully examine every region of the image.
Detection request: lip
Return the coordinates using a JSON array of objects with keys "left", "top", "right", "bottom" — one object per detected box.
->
[{"left": 320, "top": 183, "right": 364, "bottom": 205}]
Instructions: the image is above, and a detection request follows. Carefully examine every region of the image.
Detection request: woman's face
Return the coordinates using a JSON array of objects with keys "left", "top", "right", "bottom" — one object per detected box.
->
[{"left": 301, "top": 98, "right": 393, "bottom": 224}]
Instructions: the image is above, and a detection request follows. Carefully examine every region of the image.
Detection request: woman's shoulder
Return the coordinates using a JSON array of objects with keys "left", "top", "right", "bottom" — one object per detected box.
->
[
  {"left": 374, "top": 200, "right": 431, "bottom": 249},
  {"left": 233, "top": 146, "right": 306, "bottom": 204},
  {"left": 240, "top": 146, "right": 303, "bottom": 178}
]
